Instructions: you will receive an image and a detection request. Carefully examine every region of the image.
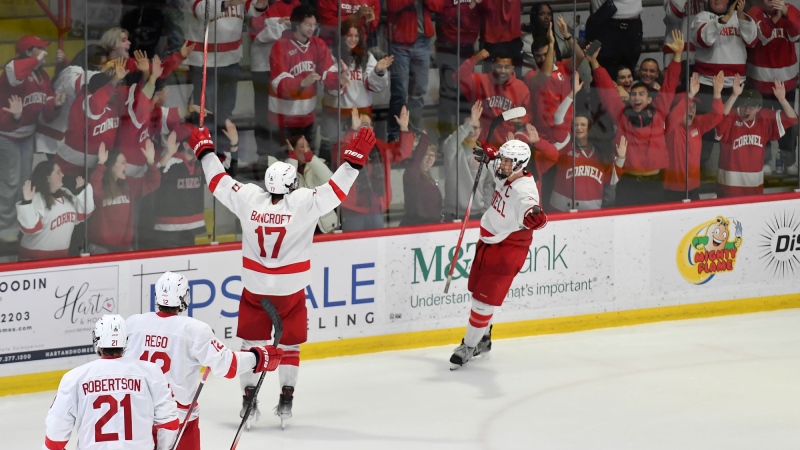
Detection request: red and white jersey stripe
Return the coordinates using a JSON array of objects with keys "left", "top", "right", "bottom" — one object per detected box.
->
[
  {"left": 200, "top": 149, "right": 359, "bottom": 295},
  {"left": 16, "top": 187, "right": 94, "bottom": 260},
  {"left": 691, "top": 11, "right": 758, "bottom": 87},
  {"left": 746, "top": 4, "right": 800, "bottom": 94},
  {"left": 124, "top": 312, "right": 256, "bottom": 422}
]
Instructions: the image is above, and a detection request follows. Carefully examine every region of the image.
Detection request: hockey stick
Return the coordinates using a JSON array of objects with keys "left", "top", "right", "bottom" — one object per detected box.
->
[
  {"left": 170, "top": 366, "right": 211, "bottom": 450},
  {"left": 198, "top": 0, "right": 211, "bottom": 127},
  {"left": 229, "top": 298, "right": 284, "bottom": 450},
  {"left": 443, "top": 106, "right": 527, "bottom": 294}
]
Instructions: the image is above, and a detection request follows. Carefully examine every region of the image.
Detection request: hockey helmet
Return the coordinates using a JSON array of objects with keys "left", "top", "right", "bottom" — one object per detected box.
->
[
  {"left": 494, "top": 139, "right": 531, "bottom": 179},
  {"left": 92, "top": 314, "right": 127, "bottom": 354},
  {"left": 155, "top": 271, "right": 190, "bottom": 313},
  {"left": 265, "top": 161, "right": 299, "bottom": 195}
]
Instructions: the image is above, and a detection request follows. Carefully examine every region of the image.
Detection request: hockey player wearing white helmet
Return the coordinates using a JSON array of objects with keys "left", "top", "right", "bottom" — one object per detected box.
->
[
  {"left": 124, "top": 272, "right": 281, "bottom": 449},
  {"left": 190, "top": 125, "right": 375, "bottom": 428},
  {"left": 43, "top": 314, "right": 180, "bottom": 450},
  {"left": 450, "top": 139, "right": 549, "bottom": 370}
]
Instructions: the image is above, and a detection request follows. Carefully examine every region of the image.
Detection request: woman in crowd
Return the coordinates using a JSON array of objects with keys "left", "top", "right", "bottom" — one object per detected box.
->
[
  {"left": 522, "top": 3, "right": 572, "bottom": 65},
  {"left": 88, "top": 141, "right": 160, "bottom": 253},
  {"left": 16, "top": 161, "right": 94, "bottom": 260},
  {"left": 615, "top": 65, "right": 634, "bottom": 102},
  {"left": 401, "top": 133, "right": 443, "bottom": 226},
  {"left": 320, "top": 18, "right": 392, "bottom": 163},
  {"left": 637, "top": 58, "right": 662, "bottom": 91},
  {"left": 285, "top": 133, "right": 340, "bottom": 233}
]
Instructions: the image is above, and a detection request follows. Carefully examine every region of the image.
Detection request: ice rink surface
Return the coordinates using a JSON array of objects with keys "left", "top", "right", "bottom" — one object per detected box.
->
[{"left": 4, "top": 309, "right": 800, "bottom": 450}]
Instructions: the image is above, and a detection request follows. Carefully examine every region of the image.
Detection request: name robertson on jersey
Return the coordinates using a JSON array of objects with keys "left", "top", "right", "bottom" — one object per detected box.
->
[
  {"left": 250, "top": 211, "right": 292, "bottom": 225},
  {"left": 82, "top": 377, "right": 142, "bottom": 394}
]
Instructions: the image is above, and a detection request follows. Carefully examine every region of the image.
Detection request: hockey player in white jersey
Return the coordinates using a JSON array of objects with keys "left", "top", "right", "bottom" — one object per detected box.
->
[
  {"left": 124, "top": 272, "right": 283, "bottom": 448},
  {"left": 189, "top": 125, "right": 375, "bottom": 427},
  {"left": 43, "top": 314, "right": 179, "bottom": 450},
  {"left": 450, "top": 140, "right": 548, "bottom": 369}
]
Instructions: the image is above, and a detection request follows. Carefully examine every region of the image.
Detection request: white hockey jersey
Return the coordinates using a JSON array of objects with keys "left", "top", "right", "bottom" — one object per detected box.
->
[
  {"left": 479, "top": 168, "right": 540, "bottom": 245},
  {"left": 691, "top": 11, "right": 758, "bottom": 87},
  {"left": 124, "top": 312, "right": 257, "bottom": 421},
  {"left": 16, "top": 186, "right": 94, "bottom": 261},
  {"left": 185, "top": 0, "right": 263, "bottom": 68},
  {"left": 43, "top": 356, "right": 179, "bottom": 450},
  {"left": 201, "top": 151, "right": 359, "bottom": 295}
]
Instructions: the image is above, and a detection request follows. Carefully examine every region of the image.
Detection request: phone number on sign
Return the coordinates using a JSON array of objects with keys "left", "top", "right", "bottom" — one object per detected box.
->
[
  {"left": 1, "top": 312, "right": 30, "bottom": 323},
  {"left": 1, "top": 353, "right": 32, "bottom": 362}
]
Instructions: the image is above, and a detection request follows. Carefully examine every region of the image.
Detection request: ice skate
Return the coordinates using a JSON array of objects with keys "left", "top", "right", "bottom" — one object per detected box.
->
[
  {"left": 449, "top": 339, "right": 476, "bottom": 370},
  {"left": 240, "top": 386, "right": 260, "bottom": 430},
  {"left": 274, "top": 385, "right": 294, "bottom": 429},
  {"left": 475, "top": 325, "right": 492, "bottom": 357}
]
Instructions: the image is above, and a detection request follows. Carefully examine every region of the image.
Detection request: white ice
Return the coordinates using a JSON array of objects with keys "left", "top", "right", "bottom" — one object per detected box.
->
[{"left": 4, "top": 309, "right": 800, "bottom": 450}]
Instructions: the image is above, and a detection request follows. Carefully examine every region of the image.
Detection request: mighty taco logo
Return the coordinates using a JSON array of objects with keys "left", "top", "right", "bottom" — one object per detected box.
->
[{"left": 676, "top": 215, "right": 743, "bottom": 284}]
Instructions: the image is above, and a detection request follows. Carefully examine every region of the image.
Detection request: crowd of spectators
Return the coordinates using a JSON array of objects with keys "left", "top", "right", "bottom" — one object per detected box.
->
[{"left": 0, "top": 0, "right": 797, "bottom": 261}]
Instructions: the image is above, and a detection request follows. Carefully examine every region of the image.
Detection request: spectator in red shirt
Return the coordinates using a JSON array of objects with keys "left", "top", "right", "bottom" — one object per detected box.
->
[
  {"left": 585, "top": 30, "right": 685, "bottom": 207},
  {"left": 663, "top": 72, "right": 724, "bottom": 202},
  {"left": 337, "top": 107, "right": 414, "bottom": 230},
  {"left": 471, "top": 0, "right": 523, "bottom": 76},
  {"left": 747, "top": 0, "right": 800, "bottom": 175},
  {"left": 458, "top": 48, "right": 530, "bottom": 149},
  {"left": 88, "top": 141, "right": 160, "bottom": 253}
]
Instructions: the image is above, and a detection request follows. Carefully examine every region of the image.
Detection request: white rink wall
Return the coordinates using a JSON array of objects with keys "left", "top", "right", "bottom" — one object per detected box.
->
[{"left": 1, "top": 197, "right": 799, "bottom": 379}]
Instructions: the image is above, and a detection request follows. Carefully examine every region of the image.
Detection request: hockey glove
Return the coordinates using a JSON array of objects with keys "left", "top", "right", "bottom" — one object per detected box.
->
[
  {"left": 343, "top": 127, "right": 376, "bottom": 169},
  {"left": 190, "top": 127, "right": 215, "bottom": 160},
  {"left": 250, "top": 345, "right": 283, "bottom": 373},
  {"left": 472, "top": 141, "right": 499, "bottom": 163},
  {"left": 523, "top": 205, "right": 548, "bottom": 230}
]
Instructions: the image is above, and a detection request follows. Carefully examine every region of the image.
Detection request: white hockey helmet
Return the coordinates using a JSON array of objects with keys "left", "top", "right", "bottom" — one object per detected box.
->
[
  {"left": 265, "top": 161, "right": 299, "bottom": 195},
  {"left": 155, "top": 271, "right": 189, "bottom": 313},
  {"left": 92, "top": 314, "right": 127, "bottom": 354},
  {"left": 495, "top": 139, "right": 531, "bottom": 179}
]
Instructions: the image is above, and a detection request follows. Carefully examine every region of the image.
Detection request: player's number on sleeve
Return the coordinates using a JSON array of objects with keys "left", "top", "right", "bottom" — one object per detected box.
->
[
  {"left": 94, "top": 394, "right": 133, "bottom": 442},
  {"left": 140, "top": 350, "right": 172, "bottom": 374},
  {"left": 255, "top": 226, "right": 286, "bottom": 259}
]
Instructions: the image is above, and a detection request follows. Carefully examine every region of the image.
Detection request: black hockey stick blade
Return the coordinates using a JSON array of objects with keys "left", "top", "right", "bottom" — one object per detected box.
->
[{"left": 230, "top": 298, "right": 283, "bottom": 450}]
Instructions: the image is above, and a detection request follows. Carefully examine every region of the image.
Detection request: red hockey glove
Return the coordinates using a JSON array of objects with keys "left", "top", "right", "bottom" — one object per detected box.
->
[
  {"left": 190, "top": 127, "right": 215, "bottom": 160},
  {"left": 343, "top": 127, "right": 376, "bottom": 169},
  {"left": 473, "top": 140, "right": 499, "bottom": 163},
  {"left": 523, "top": 205, "right": 547, "bottom": 230},
  {"left": 250, "top": 345, "right": 283, "bottom": 373}
]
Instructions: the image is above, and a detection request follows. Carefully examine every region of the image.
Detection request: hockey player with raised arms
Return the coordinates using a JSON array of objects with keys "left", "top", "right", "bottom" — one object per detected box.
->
[
  {"left": 450, "top": 139, "right": 548, "bottom": 369},
  {"left": 43, "top": 314, "right": 179, "bottom": 450},
  {"left": 124, "top": 272, "right": 282, "bottom": 449},
  {"left": 189, "top": 124, "right": 375, "bottom": 427}
]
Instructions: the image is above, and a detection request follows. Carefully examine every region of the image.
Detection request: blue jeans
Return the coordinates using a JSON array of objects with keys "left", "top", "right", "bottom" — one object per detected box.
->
[
  {"left": 388, "top": 36, "right": 430, "bottom": 141},
  {"left": 190, "top": 63, "right": 240, "bottom": 149}
]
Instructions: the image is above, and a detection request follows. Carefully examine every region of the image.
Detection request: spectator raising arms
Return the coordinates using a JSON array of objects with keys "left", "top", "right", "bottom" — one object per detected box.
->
[
  {"left": 16, "top": 162, "right": 94, "bottom": 261},
  {"left": 0, "top": 35, "right": 63, "bottom": 242},
  {"left": 587, "top": 30, "right": 685, "bottom": 207},
  {"left": 284, "top": 134, "right": 340, "bottom": 233},
  {"left": 663, "top": 72, "right": 724, "bottom": 202},
  {"left": 337, "top": 106, "right": 414, "bottom": 231},
  {"left": 442, "top": 101, "right": 493, "bottom": 221},
  {"left": 88, "top": 141, "right": 161, "bottom": 253},
  {"left": 458, "top": 48, "right": 530, "bottom": 149},
  {"left": 317, "top": 0, "right": 380, "bottom": 46},
  {"left": 714, "top": 77, "right": 797, "bottom": 198},
  {"left": 747, "top": 0, "right": 800, "bottom": 175},
  {"left": 401, "top": 133, "right": 443, "bottom": 226}
]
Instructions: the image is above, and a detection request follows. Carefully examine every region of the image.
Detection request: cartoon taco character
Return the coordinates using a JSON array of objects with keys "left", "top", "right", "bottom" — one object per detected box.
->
[{"left": 692, "top": 216, "right": 743, "bottom": 252}]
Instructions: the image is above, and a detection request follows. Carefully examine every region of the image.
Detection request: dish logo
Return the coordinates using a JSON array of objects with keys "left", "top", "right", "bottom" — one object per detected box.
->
[
  {"left": 756, "top": 212, "right": 800, "bottom": 277},
  {"left": 676, "top": 215, "right": 743, "bottom": 285}
]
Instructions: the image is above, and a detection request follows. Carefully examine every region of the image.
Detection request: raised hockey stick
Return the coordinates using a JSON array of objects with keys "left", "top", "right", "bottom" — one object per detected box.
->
[
  {"left": 443, "top": 106, "right": 527, "bottom": 294},
  {"left": 198, "top": 0, "right": 211, "bottom": 127},
  {"left": 170, "top": 366, "right": 211, "bottom": 450},
  {"left": 229, "top": 298, "right": 284, "bottom": 450}
]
